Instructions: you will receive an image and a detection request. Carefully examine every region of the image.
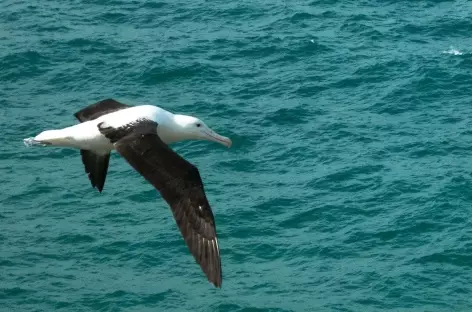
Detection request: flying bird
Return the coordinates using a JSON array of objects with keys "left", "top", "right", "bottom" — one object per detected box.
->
[{"left": 24, "top": 98, "right": 232, "bottom": 288}]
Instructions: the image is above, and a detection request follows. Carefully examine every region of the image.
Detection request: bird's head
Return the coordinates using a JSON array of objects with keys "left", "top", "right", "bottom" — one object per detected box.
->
[{"left": 173, "top": 114, "right": 232, "bottom": 148}]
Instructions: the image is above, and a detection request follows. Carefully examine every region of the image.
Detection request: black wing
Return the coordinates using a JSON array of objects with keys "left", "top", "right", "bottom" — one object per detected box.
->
[
  {"left": 80, "top": 150, "right": 110, "bottom": 193},
  {"left": 74, "top": 99, "right": 130, "bottom": 192},
  {"left": 74, "top": 98, "right": 130, "bottom": 122},
  {"left": 98, "top": 120, "right": 222, "bottom": 287}
]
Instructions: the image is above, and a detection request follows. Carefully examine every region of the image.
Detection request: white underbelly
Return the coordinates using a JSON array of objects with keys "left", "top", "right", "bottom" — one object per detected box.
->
[{"left": 61, "top": 120, "right": 114, "bottom": 152}]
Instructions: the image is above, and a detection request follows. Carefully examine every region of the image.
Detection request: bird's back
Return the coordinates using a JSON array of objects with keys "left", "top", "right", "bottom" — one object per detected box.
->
[{"left": 97, "top": 105, "right": 169, "bottom": 128}]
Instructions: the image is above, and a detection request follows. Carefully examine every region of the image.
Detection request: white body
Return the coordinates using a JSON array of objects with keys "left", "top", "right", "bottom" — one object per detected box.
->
[{"left": 25, "top": 105, "right": 232, "bottom": 152}]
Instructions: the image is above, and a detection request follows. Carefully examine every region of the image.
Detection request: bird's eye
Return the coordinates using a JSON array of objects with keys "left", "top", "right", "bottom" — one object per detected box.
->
[{"left": 196, "top": 123, "right": 201, "bottom": 127}]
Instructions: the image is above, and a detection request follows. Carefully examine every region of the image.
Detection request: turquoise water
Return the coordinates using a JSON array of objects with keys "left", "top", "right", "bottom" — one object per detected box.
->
[{"left": 2, "top": 0, "right": 472, "bottom": 311}]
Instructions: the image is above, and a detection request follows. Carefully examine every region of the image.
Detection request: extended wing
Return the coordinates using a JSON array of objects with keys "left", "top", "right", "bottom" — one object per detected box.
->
[
  {"left": 98, "top": 119, "right": 222, "bottom": 287},
  {"left": 74, "top": 98, "right": 130, "bottom": 122}
]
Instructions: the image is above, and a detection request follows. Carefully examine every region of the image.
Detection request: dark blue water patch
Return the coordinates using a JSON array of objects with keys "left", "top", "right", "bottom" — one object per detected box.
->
[
  {"left": 456, "top": 55, "right": 472, "bottom": 69},
  {"left": 287, "top": 38, "right": 334, "bottom": 61},
  {"left": 229, "top": 82, "right": 277, "bottom": 100},
  {"left": 217, "top": 158, "right": 260, "bottom": 173},
  {"left": 378, "top": 178, "right": 427, "bottom": 200},
  {"left": 245, "top": 242, "right": 285, "bottom": 262},
  {"left": 310, "top": 242, "right": 364, "bottom": 261},
  {"left": 345, "top": 13, "right": 375, "bottom": 22},
  {"left": 124, "top": 188, "right": 156, "bottom": 203},
  {"left": 140, "top": 1, "right": 167, "bottom": 9},
  {"left": 140, "top": 62, "right": 223, "bottom": 85},
  {"left": 141, "top": 290, "right": 176, "bottom": 304},
  {"left": 345, "top": 222, "right": 443, "bottom": 248},
  {"left": 208, "top": 38, "right": 250, "bottom": 62},
  {"left": 21, "top": 251, "right": 66, "bottom": 262},
  {"left": 4, "top": 184, "right": 63, "bottom": 204},
  {"left": 439, "top": 175, "right": 472, "bottom": 202},
  {"left": 437, "top": 114, "right": 463, "bottom": 125},
  {"left": 308, "top": 0, "right": 339, "bottom": 6},
  {"left": 208, "top": 3, "right": 268, "bottom": 21},
  {"left": 429, "top": 18, "right": 472, "bottom": 39},
  {"left": 213, "top": 304, "right": 242, "bottom": 312},
  {"left": 372, "top": 86, "right": 420, "bottom": 115},
  {"left": 263, "top": 146, "right": 316, "bottom": 170},
  {"left": 0, "top": 287, "right": 36, "bottom": 299},
  {"left": 80, "top": 291, "right": 140, "bottom": 311},
  {"left": 328, "top": 75, "right": 374, "bottom": 90},
  {"left": 354, "top": 59, "right": 411, "bottom": 83},
  {"left": 415, "top": 252, "right": 472, "bottom": 268},
  {"left": 77, "top": 288, "right": 183, "bottom": 311},
  {"left": 225, "top": 132, "right": 260, "bottom": 151},
  {"left": 16, "top": 147, "right": 78, "bottom": 161},
  {"left": 290, "top": 12, "right": 318, "bottom": 23},
  {"left": 102, "top": 212, "right": 139, "bottom": 224},
  {"left": 237, "top": 307, "right": 292, "bottom": 312},
  {"left": 296, "top": 82, "right": 329, "bottom": 98},
  {"left": 228, "top": 222, "right": 279, "bottom": 240},
  {"left": 133, "top": 252, "right": 169, "bottom": 269},
  {"left": 254, "top": 197, "right": 305, "bottom": 217},
  {"left": 0, "top": 51, "right": 51, "bottom": 82},
  {"left": 89, "top": 240, "right": 132, "bottom": 256},
  {"left": 277, "top": 205, "right": 323, "bottom": 230},
  {"left": 263, "top": 106, "right": 312, "bottom": 126},
  {"left": 80, "top": 0, "right": 139, "bottom": 7},
  {"left": 0, "top": 10, "right": 22, "bottom": 23},
  {"left": 53, "top": 300, "right": 73, "bottom": 309},
  {"left": 55, "top": 233, "right": 96, "bottom": 244},
  {"left": 35, "top": 25, "right": 71, "bottom": 33},
  {"left": 62, "top": 38, "right": 129, "bottom": 55},
  {"left": 0, "top": 259, "right": 15, "bottom": 267},
  {"left": 328, "top": 58, "right": 409, "bottom": 91},
  {"left": 307, "top": 164, "right": 385, "bottom": 190},
  {"left": 98, "top": 12, "right": 129, "bottom": 23},
  {"left": 46, "top": 68, "right": 100, "bottom": 92},
  {"left": 399, "top": 16, "right": 472, "bottom": 41},
  {"left": 234, "top": 41, "right": 281, "bottom": 60}
]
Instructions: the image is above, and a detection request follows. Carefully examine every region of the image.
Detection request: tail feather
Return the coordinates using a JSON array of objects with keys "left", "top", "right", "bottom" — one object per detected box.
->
[
  {"left": 23, "top": 130, "right": 69, "bottom": 147},
  {"left": 23, "top": 137, "right": 50, "bottom": 147}
]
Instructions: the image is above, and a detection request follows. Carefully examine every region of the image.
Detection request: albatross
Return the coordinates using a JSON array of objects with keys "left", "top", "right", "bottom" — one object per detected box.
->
[{"left": 23, "top": 98, "right": 232, "bottom": 288}]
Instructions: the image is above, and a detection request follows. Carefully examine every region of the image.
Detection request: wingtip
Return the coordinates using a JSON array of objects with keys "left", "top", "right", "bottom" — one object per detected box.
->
[
  {"left": 209, "top": 260, "right": 223, "bottom": 289},
  {"left": 209, "top": 272, "right": 222, "bottom": 288}
]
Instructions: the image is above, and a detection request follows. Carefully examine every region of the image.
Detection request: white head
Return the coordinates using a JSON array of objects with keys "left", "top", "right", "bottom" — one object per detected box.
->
[{"left": 170, "top": 114, "right": 232, "bottom": 148}]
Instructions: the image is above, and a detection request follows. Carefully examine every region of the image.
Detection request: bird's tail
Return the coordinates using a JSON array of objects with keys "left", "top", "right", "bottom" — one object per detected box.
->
[{"left": 23, "top": 129, "right": 70, "bottom": 147}]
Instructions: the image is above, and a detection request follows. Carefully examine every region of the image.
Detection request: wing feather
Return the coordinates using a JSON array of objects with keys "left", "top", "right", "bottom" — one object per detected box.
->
[
  {"left": 100, "top": 122, "right": 222, "bottom": 287},
  {"left": 74, "top": 98, "right": 130, "bottom": 122}
]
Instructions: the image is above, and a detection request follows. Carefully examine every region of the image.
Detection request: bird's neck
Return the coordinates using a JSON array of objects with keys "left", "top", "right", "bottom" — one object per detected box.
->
[{"left": 156, "top": 114, "right": 192, "bottom": 144}]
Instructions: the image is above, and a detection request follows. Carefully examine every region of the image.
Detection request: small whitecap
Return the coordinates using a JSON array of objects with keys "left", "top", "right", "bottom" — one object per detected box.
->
[{"left": 442, "top": 46, "right": 463, "bottom": 55}]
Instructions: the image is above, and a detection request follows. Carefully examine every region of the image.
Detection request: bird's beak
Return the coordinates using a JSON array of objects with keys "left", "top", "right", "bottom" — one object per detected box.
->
[{"left": 204, "top": 130, "right": 232, "bottom": 148}]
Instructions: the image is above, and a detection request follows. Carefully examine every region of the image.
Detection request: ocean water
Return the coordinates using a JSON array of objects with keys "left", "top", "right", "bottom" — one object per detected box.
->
[{"left": 2, "top": 0, "right": 472, "bottom": 311}]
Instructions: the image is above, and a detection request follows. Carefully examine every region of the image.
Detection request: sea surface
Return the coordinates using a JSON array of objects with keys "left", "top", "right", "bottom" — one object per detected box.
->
[{"left": 2, "top": 0, "right": 472, "bottom": 311}]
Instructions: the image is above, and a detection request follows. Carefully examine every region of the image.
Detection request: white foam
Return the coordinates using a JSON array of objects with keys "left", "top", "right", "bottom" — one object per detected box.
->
[{"left": 442, "top": 46, "right": 463, "bottom": 55}]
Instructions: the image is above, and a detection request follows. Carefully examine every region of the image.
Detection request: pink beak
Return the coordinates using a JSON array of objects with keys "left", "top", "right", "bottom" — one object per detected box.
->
[{"left": 205, "top": 130, "right": 232, "bottom": 148}]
